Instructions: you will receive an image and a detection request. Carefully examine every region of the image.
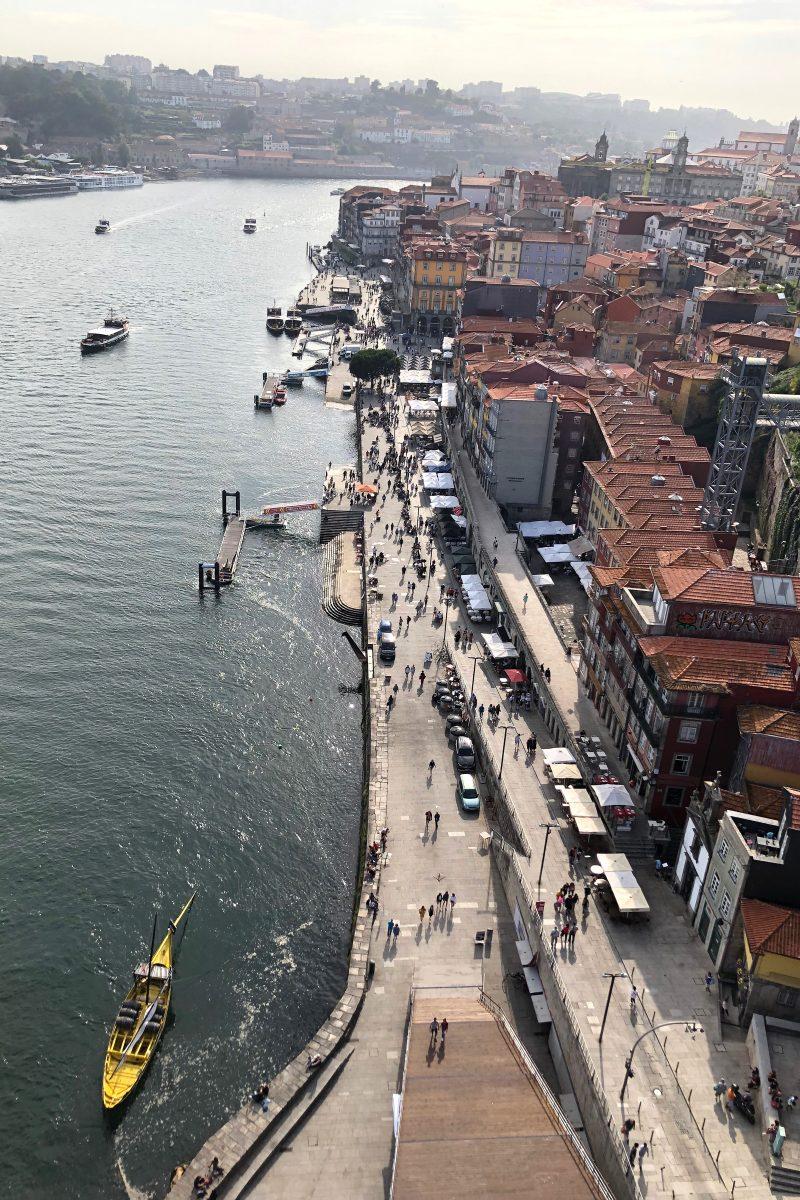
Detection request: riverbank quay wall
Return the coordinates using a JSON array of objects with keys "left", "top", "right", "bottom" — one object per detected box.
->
[
  {"left": 491, "top": 835, "right": 644, "bottom": 1200},
  {"left": 186, "top": 154, "right": 425, "bottom": 181},
  {"left": 165, "top": 502, "right": 381, "bottom": 1198}
]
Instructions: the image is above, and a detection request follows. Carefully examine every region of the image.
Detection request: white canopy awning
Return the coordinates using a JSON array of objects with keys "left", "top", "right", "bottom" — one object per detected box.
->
[
  {"left": 517, "top": 521, "right": 576, "bottom": 540},
  {"left": 422, "top": 471, "right": 454, "bottom": 490},
  {"left": 481, "top": 632, "right": 517, "bottom": 660},
  {"left": 422, "top": 451, "right": 448, "bottom": 467},
  {"left": 596, "top": 853, "right": 650, "bottom": 915},
  {"left": 408, "top": 399, "right": 439, "bottom": 414},
  {"left": 460, "top": 573, "right": 492, "bottom": 610},
  {"left": 449, "top": 514, "right": 467, "bottom": 529},
  {"left": 538, "top": 544, "right": 578, "bottom": 564},
  {"left": 547, "top": 763, "right": 584, "bottom": 782},
  {"left": 567, "top": 534, "right": 594, "bottom": 557},
  {"left": 429, "top": 494, "right": 461, "bottom": 509},
  {"left": 531, "top": 573, "right": 554, "bottom": 588},
  {"left": 571, "top": 561, "right": 593, "bottom": 593},
  {"left": 592, "top": 783, "right": 637, "bottom": 809},
  {"left": 542, "top": 747, "right": 576, "bottom": 766}
]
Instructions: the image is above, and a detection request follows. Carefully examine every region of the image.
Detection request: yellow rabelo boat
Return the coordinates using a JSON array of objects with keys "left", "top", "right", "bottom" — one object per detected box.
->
[{"left": 102, "top": 893, "right": 196, "bottom": 1110}]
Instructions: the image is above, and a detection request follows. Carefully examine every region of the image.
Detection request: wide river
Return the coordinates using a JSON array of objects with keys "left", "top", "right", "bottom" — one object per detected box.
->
[{"left": 0, "top": 177, "right": 380, "bottom": 1198}]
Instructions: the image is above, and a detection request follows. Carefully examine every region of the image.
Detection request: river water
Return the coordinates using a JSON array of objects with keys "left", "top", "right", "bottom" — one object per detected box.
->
[{"left": 0, "top": 178, "right": 374, "bottom": 1198}]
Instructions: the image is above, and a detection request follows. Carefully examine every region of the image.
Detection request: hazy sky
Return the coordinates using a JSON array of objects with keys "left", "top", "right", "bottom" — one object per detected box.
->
[{"left": 4, "top": 0, "right": 797, "bottom": 123}]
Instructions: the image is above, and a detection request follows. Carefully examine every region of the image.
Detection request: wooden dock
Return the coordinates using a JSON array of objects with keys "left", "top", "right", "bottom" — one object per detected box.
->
[
  {"left": 199, "top": 493, "right": 320, "bottom": 592},
  {"left": 254, "top": 372, "right": 284, "bottom": 410},
  {"left": 217, "top": 516, "right": 245, "bottom": 582}
]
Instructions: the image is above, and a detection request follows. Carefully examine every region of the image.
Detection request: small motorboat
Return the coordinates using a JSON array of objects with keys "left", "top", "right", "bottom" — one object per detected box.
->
[
  {"left": 330, "top": 187, "right": 346, "bottom": 196},
  {"left": 284, "top": 307, "right": 303, "bottom": 335},
  {"left": 95, "top": 218, "right": 111, "bottom": 235},
  {"left": 80, "top": 310, "right": 129, "bottom": 355},
  {"left": 272, "top": 382, "right": 287, "bottom": 406},
  {"left": 243, "top": 217, "right": 257, "bottom": 233},
  {"left": 266, "top": 304, "right": 284, "bottom": 334},
  {"left": 102, "top": 893, "right": 196, "bottom": 1110}
]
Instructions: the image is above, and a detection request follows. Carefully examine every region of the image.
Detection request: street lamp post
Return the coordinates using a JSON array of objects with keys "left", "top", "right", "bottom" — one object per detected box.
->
[
  {"left": 620, "top": 1019, "right": 703, "bottom": 1102},
  {"left": 498, "top": 723, "right": 515, "bottom": 780},
  {"left": 538, "top": 821, "right": 559, "bottom": 887},
  {"left": 440, "top": 595, "right": 452, "bottom": 651},
  {"left": 599, "top": 972, "right": 627, "bottom": 1044},
  {"left": 467, "top": 653, "right": 482, "bottom": 695}
]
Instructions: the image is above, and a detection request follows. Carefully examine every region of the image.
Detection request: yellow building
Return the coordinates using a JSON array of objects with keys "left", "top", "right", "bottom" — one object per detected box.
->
[
  {"left": 402, "top": 239, "right": 467, "bottom": 335},
  {"left": 485, "top": 229, "right": 522, "bottom": 279},
  {"left": 647, "top": 360, "right": 723, "bottom": 428},
  {"left": 741, "top": 897, "right": 800, "bottom": 1018}
]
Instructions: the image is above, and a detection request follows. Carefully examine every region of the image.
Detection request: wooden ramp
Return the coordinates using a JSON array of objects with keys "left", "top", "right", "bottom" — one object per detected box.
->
[
  {"left": 217, "top": 516, "right": 245, "bottom": 583},
  {"left": 392, "top": 991, "right": 607, "bottom": 1200}
]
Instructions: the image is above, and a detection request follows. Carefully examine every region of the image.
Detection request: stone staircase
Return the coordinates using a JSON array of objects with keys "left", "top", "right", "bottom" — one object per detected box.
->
[
  {"left": 771, "top": 1160, "right": 800, "bottom": 1194},
  {"left": 319, "top": 505, "right": 364, "bottom": 546},
  {"left": 321, "top": 534, "right": 363, "bottom": 626}
]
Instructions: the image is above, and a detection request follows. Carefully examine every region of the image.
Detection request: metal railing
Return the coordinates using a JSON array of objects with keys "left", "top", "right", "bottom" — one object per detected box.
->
[{"left": 479, "top": 989, "right": 618, "bottom": 1200}]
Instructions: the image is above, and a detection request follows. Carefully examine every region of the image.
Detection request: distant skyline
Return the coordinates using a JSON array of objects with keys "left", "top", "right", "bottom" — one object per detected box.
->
[{"left": 4, "top": 0, "right": 798, "bottom": 125}]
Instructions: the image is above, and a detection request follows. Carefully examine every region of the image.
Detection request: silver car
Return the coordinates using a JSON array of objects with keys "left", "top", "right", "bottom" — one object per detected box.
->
[{"left": 455, "top": 736, "right": 476, "bottom": 770}]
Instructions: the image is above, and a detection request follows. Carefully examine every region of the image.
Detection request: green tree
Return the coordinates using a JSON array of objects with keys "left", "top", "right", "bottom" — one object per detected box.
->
[
  {"left": 223, "top": 105, "right": 254, "bottom": 136},
  {"left": 113, "top": 141, "right": 130, "bottom": 167},
  {"left": 3, "top": 131, "right": 24, "bottom": 156},
  {"left": 349, "top": 348, "right": 401, "bottom": 386}
]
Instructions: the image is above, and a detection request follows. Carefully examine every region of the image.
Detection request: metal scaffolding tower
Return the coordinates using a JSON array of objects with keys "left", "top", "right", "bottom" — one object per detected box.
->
[{"left": 700, "top": 354, "right": 800, "bottom": 532}]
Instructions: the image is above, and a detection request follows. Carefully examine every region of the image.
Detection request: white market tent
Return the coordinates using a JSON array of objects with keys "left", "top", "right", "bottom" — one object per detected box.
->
[
  {"left": 440, "top": 381, "right": 457, "bottom": 408},
  {"left": 531, "top": 573, "right": 555, "bottom": 588},
  {"left": 422, "top": 450, "right": 448, "bottom": 468},
  {"left": 408, "top": 399, "right": 439, "bottom": 415},
  {"left": 593, "top": 783, "right": 637, "bottom": 810},
  {"left": 429, "top": 494, "right": 461, "bottom": 509},
  {"left": 596, "top": 853, "right": 650, "bottom": 916},
  {"left": 538, "top": 544, "right": 578, "bottom": 565},
  {"left": 460, "top": 573, "right": 492, "bottom": 610},
  {"left": 517, "top": 521, "right": 576, "bottom": 540},
  {"left": 547, "top": 762, "right": 584, "bottom": 783},
  {"left": 450, "top": 514, "right": 467, "bottom": 528},
  {"left": 422, "top": 472, "right": 455, "bottom": 490},
  {"left": 542, "top": 747, "right": 576, "bottom": 767},
  {"left": 571, "top": 561, "right": 593, "bottom": 593},
  {"left": 400, "top": 369, "right": 433, "bottom": 387},
  {"left": 481, "top": 632, "right": 517, "bottom": 660},
  {"left": 567, "top": 534, "right": 594, "bottom": 557}
]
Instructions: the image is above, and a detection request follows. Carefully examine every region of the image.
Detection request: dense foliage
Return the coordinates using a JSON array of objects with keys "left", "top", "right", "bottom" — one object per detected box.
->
[
  {"left": 0, "top": 63, "right": 139, "bottom": 139},
  {"left": 348, "top": 348, "right": 401, "bottom": 383}
]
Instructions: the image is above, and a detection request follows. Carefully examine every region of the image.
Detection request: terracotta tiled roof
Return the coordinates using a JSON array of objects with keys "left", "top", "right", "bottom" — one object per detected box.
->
[
  {"left": 742, "top": 898, "right": 800, "bottom": 961},
  {"left": 652, "top": 566, "right": 800, "bottom": 608},
  {"left": 738, "top": 707, "right": 800, "bottom": 739},
  {"left": 638, "top": 637, "right": 795, "bottom": 694},
  {"left": 718, "top": 783, "right": 786, "bottom": 821}
]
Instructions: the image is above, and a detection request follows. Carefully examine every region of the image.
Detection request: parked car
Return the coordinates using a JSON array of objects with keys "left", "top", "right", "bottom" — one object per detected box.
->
[
  {"left": 378, "top": 618, "right": 392, "bottom": 641},
  {"left": 447, "top": 724, "right": 466, "bottom": 744},
  {"left": 457, "top": 773, "right": 480, "bottom": 812},
  {"left": 378, "top": 634, "right": 396, "bottom": 664},
  {"left": 445, "top": 712, "right": 464, "bottom": 734},
  {"left": 455, "top": 736, "right": 476, "bottom": 770},
  {"left": 341, "top": 383, "right": 354, "bottom": 398}
]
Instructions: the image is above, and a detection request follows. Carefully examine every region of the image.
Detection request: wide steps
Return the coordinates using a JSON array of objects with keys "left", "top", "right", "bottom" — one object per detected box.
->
[
  {"left": 319, "top": 507, "right": 364, "bottom": 546},
  {"left": 321, "top": 536, "right": 363, "bottom": 627},
  {"left": 771, "top": 1163, "right": 800, "bottom": 1194}
]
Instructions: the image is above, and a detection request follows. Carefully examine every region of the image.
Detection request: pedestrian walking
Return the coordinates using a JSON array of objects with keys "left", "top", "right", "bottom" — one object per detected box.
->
[
  {"left": 523, "top": 592, "right": 528, "bottom": 608},
  {"left": 478, "top": 703, "right": 485, "bottom": 720},
  {"left": 428, "top": 759, "right": 436, "bottom": 776},
  {"left": 713, "top": 1078, "right": 726, "bottom": 1102},
  {"left": 428, "top": 904, "right": 434, "bottom": 920},
  {"left": 419, "top": 905, "right": 426, "bottom": 923},
  {"left": 449, "top": 892, "right": 456, "bottom": 910},
  {"left": 419, "top": 670, "right": 426, "bottom": 686},
  {"left": 629, "top": 1143, "right": 638, "bottom": 1167},
  {"left": 561, "top": 922, "right": 569, "bottom": 947},
  {"left": 514, "top": 732, "right": 522, "bottom": 757},
  {"left": 429, "top": 1018, "right": 439, "bottom": 1046},
  {"left": 387, "top": 917, "right": 394, "bottom": 938},
  {"left": 621, "top": 1118, "right": 635, "bottom": 1142},
  {"left": 544, "top": 667, "right": 551, "bottom": 682},
  {"left": 567, "top": 925, "right": 577, "bottom": 950},
  {"left": 705, "top": 971, "right": 714, "bottom": 991},
  {"left": 425, "top": 809, "right": 432, "bottom": 830},
  {"left": 637, "top": 1143, "right": 649, "bottom": 1168},
  {"left": 434, "top": 811, "right": 440, "bottom": 829},
  {"left": 454, "top": 629, "right": 461, "bottom": 648},
  {"left": 443, "top": 890, "right": 450, "bottom": 906},
  {"left": 392, "top": 922, "right": 400, "bottom": 942},
  {"left": 436, "top": 892, "right": 442, "bottom": 908},
  {"left": 440, "top": 1017, "right": 448, "bottom": 1042},
  {"left": 550, "top": 925, "right": 558, "bottom": 952},
  {"left": 493, "top": 537, "right": 498, "bottom": 550},
  {"left": 630, "top": 986, "right": 638, "bottom": 1012}
]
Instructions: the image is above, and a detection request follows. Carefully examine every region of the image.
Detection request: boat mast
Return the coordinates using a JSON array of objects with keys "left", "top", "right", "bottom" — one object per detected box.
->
[{"left": 144, "top": 911, "right": 158, "bottom": 997}]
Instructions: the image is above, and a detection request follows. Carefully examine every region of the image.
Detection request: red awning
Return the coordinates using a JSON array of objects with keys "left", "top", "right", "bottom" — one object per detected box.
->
[{"left": 505, "top": 669, "right": 526, "bottom": 684}]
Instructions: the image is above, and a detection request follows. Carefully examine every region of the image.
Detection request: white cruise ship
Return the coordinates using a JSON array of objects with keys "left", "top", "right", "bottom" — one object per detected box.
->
[{"left": 71, "top": 169, "right": 145, "bottom": 191}]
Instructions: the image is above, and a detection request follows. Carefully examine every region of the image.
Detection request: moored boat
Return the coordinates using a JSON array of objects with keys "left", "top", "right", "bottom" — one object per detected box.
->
[
  {"left": 272, "top": 381, "right": 287, "bottom": 406},
  {"left": 266, "top": 303, "right": 284, "bottom": 334},
  {"left": 283, "top": 307, "right": 303, "bottom": 335},
  {"left": 80, "top": 310, "right": 129, "bottom": 355},
  {"left": 95, "top": 218, "right": 111, "bottom": 235},
  {"left": 102, "top": 893, "right": 196, "bottom": 1111},
  {"left": 243, "top": 216, "right": 257, "bottom": 233},
  {"left": 330, "top": 187, "right": 346, "bottom": 196}
]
